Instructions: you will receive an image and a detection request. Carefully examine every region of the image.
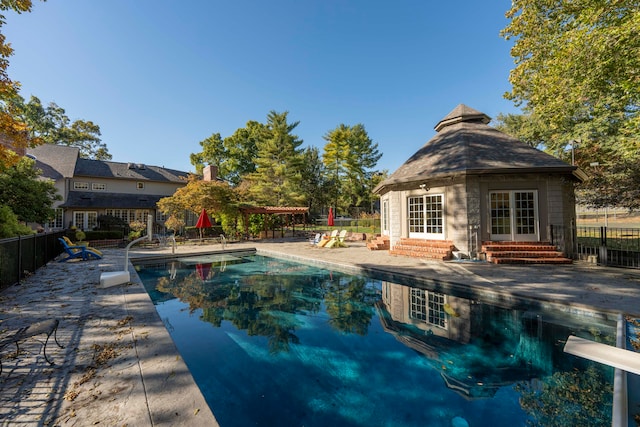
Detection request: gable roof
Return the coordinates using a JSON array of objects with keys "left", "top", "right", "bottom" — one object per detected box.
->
[
  {"left": 27, "top": 144, "right": 189, "bottom": 183},
  {"left": 375, "top": 104, "right": 582, "bottom": 193},
  {"left": 28, "top": 144, "right": 80, "bottom": 180}
]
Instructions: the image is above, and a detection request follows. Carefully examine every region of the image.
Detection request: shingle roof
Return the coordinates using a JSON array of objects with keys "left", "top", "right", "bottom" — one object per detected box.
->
[
  {"left": 375, "top": 104, "right": 580, "bottom": 193},
  {"left": 62, "top": 191, "right": 167, "bottom": 209},
  {"left": 27, "top": 144, "right": 80, "bottom": 179},
  {"left": 74, "top": 158, "right": 188, "bottom": 183}
]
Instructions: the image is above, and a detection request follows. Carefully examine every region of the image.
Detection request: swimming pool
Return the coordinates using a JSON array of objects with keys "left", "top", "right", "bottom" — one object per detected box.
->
[{"left": 134, "top": 251, "right": 616, "bottom": 427}]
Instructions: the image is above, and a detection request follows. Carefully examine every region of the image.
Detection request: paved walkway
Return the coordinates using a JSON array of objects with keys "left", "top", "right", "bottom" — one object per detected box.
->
[{"left": 1, "top": 238, "right": 640, "bottom": 426}]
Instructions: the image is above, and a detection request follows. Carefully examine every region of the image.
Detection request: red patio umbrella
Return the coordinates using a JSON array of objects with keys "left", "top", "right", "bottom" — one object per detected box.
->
[
  {"left": 196, "top": 208, "right": 212, "bottom": 239},
  {"left": 328, "top": 207, "right": 334, "bottom": 227}
]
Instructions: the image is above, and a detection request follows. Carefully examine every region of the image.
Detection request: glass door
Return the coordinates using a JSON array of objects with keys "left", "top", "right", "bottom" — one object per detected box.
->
[
  {"left": 408, "top": 194, "right": 444, "bottom": 239},
  {"left": 489, "top": 191, "right": 538, "bottom": 241}
]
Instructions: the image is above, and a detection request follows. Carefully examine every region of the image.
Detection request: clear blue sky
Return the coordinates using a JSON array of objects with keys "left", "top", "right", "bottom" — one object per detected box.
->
[{"left": 5, "top": 0, "right": 519, "bottom": 174}]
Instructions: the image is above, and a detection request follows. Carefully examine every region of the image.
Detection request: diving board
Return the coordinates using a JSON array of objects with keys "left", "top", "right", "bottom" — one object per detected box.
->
[{"left": 563, "top": 335, "right": 640, "bottom": 376}]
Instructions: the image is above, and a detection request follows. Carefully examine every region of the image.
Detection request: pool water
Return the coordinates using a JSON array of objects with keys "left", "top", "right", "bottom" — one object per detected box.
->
[{"left": 135, "top": 252, "right": 616, "bottom": 427}]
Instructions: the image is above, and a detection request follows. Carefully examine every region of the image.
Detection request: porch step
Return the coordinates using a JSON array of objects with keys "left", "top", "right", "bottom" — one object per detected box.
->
[
  {"left": 482, "top": 241, "right": 572, "bottom": 265},
  {"left": 390, "top": 238, "right": 455, "bottom": 261},
  {"left": 367, "top": 235, "right": 390, "bottom": 251}
]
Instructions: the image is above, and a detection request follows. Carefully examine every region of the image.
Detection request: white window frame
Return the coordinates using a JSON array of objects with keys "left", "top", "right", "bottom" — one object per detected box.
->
[
  {"left": 74, "top": 182, "right": 89, "bottom": 190},
  {"left": 407, "top": 194, "right": 444, "bottom": 239},
  {"left": 48, "top": 208, "right": 64, "bottom": 229},
  {"left": 489, "top": 190, "right": 539, "bottom": 241},
  {"left": 92, "top": 183, "right": 107, "bottom": 191},
  {"left": 136, "top": 182, "right": 145, "bottom": 190},
  {"left": 73, "top": 211, "right": 98, "bottom": 230}
]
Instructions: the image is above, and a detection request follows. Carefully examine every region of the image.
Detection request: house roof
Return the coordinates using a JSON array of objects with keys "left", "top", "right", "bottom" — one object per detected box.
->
[
  {"left": 62, "top": 191, "right": 168, "bottom": 209},
  {"left": 74, "top": 158, "right": 189, "bottom": 183},
  {"left": 27, "top": 144, "right": 189, "bottom": 183},
  {"left": 28, "top": 144, "right": 80, "bottom": 180},
  {"left": 375, "top": 104, "right": 583, "bottom": 193}
]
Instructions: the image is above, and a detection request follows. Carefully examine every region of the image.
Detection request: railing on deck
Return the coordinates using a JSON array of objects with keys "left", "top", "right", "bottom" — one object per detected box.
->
[
  {"left": 0, "top": 231, "right": 66, "bottom": 290},
  {"left": 551, "top": 225, "right": 640, "bottom": 269}
]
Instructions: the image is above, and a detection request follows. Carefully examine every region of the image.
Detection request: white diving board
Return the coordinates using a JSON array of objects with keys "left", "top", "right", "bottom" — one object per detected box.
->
[{"left": 564, "top": 335, "right": 640, "bottom": 376}]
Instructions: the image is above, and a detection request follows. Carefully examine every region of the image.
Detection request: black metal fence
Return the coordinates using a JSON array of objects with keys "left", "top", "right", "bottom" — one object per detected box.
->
[
  {"left": 0, "top": 231, "right": 66, "bottom": 290},
  {"left": 551, "top": 225, "right": 640, "bottom": 269}
]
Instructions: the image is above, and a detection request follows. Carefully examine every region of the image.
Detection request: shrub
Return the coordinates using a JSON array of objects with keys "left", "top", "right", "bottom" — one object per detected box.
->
[{"left": 0, "top": 206, "right": 34, "bottom": 238}]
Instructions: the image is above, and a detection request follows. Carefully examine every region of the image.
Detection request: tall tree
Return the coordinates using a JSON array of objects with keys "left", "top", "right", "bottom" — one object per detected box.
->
[
  {"left": 501, "top": 0, "right": 640, "bottom": 156},
  {"left": 299, "top": 146, "right": 331, "bottom": 217},
  {"left": 0, "top": 157, "right": 60, "bottom": 224},
  {"left": 323, "top": 123, "right": 381, "bottom": 214},
  {"left": 11, "top": 95, "right": 110, "bottom": 160},
  {"left": 501, "top": 0, "right": 640, "bottom": 210},
  {"left": 190, "top": 121, "right": 263, "bottom": 185},
  {"left": 0, "top": 0, "right": 40, "bottom": 170},
  {"left": 190, "top": 132, "right": 225, "bottom": 175},
  {"left": 247, "top": 111, "right": 304, "bottom": 206}
]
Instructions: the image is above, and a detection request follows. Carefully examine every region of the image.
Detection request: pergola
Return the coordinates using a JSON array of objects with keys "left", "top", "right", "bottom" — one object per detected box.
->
[{"left": 239, "top": 206, "right": 310, "bottom": 238}]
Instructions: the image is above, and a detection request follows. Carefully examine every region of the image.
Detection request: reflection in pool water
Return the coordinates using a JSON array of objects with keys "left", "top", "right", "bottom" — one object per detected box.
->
[{"left": 135, "top": 252, "right": 616, "bottom": 427}]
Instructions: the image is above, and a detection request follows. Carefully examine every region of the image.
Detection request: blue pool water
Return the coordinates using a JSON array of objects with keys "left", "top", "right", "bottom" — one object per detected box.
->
[{"left": 135, "top": 252, "right": 616, "bottom": 427}]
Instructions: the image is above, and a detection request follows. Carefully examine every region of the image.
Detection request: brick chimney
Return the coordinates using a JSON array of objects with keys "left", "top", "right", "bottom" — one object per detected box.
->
[{"left": 203, "top": 165, "right": 218, "bottom": 181}]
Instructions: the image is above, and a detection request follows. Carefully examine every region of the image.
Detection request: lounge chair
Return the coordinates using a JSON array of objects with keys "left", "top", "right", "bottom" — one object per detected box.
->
[
  {"left": 321, "top": 230, "right": 339, "bottom": 248},
  {"left": 62, "top": 236, "right": 103, "bottom": 256},
  {"left": 338, "top": 229, "right": 348, "bottom": 243},
  {"left": 58, "top": 237, "right": 103, "bottom": 262},
  {"left": 309, "top": 233, "right": 321, "bottom": 246}
]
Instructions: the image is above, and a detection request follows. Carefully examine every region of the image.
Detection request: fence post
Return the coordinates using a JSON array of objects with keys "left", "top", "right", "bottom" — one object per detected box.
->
[
  {"left": 599, "top": 226, "right": 608, "bottom": 266},
  {"left": 17, "top": 235, "right": 23, "bottom": 285}
]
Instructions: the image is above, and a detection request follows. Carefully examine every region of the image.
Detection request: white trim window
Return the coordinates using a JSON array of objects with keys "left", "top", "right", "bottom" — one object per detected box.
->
[
  {"left": 92, "top": 183, "right": 107, "bottom": 191},
  {"left": 48, "top": 208, "right": 64, "bottom": 229},
  {"left": 105, "top": 209, "right": 150, "bottom": 224},
  {"left": 382, "top": 198, "right": 389, "bottom": 235},
  {"left": 408, "top": 194, "right": 444, "bottom": 239},
  {"left": 136, "top": 182, "right": 145, "bottom": 190},
  {"left": 73, "top": 211, "right": 98, "bottom": 230},
  {"left": 73, "top": 182, "right": 89, "bottom": 190}
]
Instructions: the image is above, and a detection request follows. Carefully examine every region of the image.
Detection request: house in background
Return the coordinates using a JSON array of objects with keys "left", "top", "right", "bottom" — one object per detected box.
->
[
  {"left": 373, "top": 104, "right": 585, "bottom": 264},
  {"left": 27, "top": 144, "right": 191, "bottom": 232}
]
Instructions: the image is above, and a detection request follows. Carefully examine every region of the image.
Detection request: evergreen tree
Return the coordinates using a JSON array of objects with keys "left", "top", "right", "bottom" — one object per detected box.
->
[
  {"left": 248, "top": 111, "right": 304, "bottom": 206},
  {"left": 323, "top": 123, "right": 381, "bottom": 215}
]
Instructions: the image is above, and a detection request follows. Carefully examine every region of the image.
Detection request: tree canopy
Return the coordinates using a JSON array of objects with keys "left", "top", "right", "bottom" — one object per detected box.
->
[
  {"left": 323, "top": 123, "right": 382, "bottom": 214},
  {"left": 0, "top": 156, "right": 60, "bottom": 225},
  {"left": 190, "top": 112, "right": 384, "bottom": 219},
  {"left": 9, "top": 95, "right": 110, "bottom": 160},
  {"left": 0, "top": 0, "right": 39, "bottom": 170},
  {"left": 500, "top": 0, "right": 640, "bottom": 210}
]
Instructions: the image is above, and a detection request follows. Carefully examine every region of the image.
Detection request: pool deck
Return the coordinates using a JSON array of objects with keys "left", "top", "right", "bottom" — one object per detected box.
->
[{"left": 2, "top": 238, "right": 640, "bottom": 426}]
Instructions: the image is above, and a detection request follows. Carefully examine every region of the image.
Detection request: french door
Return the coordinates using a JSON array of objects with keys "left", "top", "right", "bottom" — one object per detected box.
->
[
  {"left": 408, "top": 194, "right": 444, "bottom": 239},
  {"left": 489, "top": 190, "right": 538, "bottom": 241}
]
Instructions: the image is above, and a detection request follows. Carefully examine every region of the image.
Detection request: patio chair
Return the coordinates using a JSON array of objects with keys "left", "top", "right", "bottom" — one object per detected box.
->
[
  {"left": 338, "top": 229, "right": 348, "bottom": 243},
  {"left": 62, "top": 236, "right": 103, "bottom": 257},
  {"left": 321, "top": 230, "right": 339, "bottom": 248},
  {"left": 58, "top": 237, "right": 103, "bottom": 262},
  {"left": 309, "top": 233, "right": 321, "bottom": 246}
]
